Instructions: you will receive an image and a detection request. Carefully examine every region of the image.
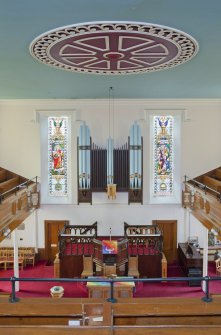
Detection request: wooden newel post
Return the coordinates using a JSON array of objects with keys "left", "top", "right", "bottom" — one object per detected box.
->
[
  {"left": 54, "top": 253, "right": 60, "bottom": 278},
  {"left": 161, "top": 253, "right": 167, "bottom": 280}
]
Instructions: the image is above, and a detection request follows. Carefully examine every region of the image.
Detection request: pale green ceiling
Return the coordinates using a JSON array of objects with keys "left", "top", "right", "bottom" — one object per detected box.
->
[{"left": 0, "top": 0, "right": 220, "bottom": 99}]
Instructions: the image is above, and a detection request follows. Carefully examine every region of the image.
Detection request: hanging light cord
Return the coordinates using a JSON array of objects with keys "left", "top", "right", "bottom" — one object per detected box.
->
[{"left": 108, "top": 86, "right": 114, "bottom": 138}]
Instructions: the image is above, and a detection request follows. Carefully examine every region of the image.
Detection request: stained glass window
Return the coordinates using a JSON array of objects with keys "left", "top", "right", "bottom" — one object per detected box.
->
[
  {"left": 153, "top": 116, "right": 173, "bottom": 196},
  {"left": 48, "top": 117, "right": 68, "bottom": 196}
]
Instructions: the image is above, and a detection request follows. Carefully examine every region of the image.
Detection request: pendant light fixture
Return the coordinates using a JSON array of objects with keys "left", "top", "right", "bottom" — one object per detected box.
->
[{"left": 107, "top": 87, "right": 116, "bottom": 199}]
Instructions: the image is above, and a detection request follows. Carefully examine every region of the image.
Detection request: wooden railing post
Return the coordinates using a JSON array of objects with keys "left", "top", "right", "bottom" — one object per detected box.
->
[
  {"left": 54, "top": 253, "right": 60, "bottom": 278},
  {"left": 161, "top": 252, "right": 167, "bottom": 280}
]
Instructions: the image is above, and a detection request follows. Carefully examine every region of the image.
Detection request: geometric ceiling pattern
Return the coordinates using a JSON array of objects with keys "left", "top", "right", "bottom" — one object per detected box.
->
[{"left": 30, "top": 21, "right": 198, "bottom": 75}]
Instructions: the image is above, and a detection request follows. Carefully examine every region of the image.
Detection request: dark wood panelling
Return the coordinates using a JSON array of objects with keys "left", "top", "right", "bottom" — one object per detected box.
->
[
  {"left": 138, "top": 254, "right": 162, "bottom": 278},
  {"left": 60, "top": 254, "right": 83, "bottom": 278}
]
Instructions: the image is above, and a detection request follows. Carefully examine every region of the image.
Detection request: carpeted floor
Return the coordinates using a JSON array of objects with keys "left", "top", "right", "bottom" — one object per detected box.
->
[{"left": 0, "top": 261, "right": 220, "bottom": 298}]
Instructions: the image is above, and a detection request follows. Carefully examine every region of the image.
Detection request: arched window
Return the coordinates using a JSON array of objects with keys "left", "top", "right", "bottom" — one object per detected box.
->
[
  {"left": 148, "top": 110, "right": 182, "bottom": 204},
  {"left": 153, "top": 115, "right": 173, "bottom": 196},
  {"left": 48, "top": 116, "right": 68, "bottom": 196},
  {"left": 39, "top": 111, "right": 74, "bottom": 204}
]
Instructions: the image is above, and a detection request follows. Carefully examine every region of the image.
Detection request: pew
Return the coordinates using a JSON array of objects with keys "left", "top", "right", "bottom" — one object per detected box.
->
[
  {"left": 0, "top": 297, "right": 221, "bottom": 325},
  {"left": 202, "top": 175, "right": 221, "bottom": 192},
  {"left": 1, "top": 297, "right": 221, "bottom": 334},
  {"left": 0, "top": 170, "right": 7, "bottom": 183},
  {"left": 114, "top": 326, "right": 221, "bottom": 335},
  {"left": 0, "top": 327, "right": 111, "bottom": 335},
  {"left": 112, "top": 297, "right": 221, "bottom": 326},
  {"left": 0, "top": 298, "right": 111, "bottom": 326},
  {"left": 0, "top": 325, "right": 221, "bottom": 335},
  {"left": 0, "top": 177, "right": 20, "bottom": 195},
  {"left": 213, "top": 168, "right": 221, "bottom": 181}
]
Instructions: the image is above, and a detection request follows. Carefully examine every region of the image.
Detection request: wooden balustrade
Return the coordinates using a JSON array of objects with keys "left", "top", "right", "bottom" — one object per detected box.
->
[
  {"left": 0, "top": 183, "right": 37, "bottom": 242},
  {"left": 184, "top": 168, "right": 221, "bottom": 237}
]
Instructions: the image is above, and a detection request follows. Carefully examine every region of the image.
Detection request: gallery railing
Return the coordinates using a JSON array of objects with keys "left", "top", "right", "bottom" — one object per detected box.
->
[
  {"left": 0, "top": 176, "right": 39, "bottom": 204},
  {"left": 184, "top": 175, "right": 221, "bottom": 202},
  {"left": 0, "top": 274, "right": 220, "bottom": 304}
]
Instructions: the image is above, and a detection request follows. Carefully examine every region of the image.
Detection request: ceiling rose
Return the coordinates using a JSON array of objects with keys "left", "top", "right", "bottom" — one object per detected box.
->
[{"left": 29, "top": 21, "right": 198, "bottom": 75}]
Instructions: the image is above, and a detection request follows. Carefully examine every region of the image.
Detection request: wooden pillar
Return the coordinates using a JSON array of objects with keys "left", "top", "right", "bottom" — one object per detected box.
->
[
  {"left": 183, "top": 208, "right": 189, "bottom": 242},
  {"left": 202, "top": 226, "right": 208, "bottom": 292},
  {"left": 54, "top": 253, "right": 60, "bottom": 278},
  {"left": 12, "top": 229, "right": 19, "bottom": 291},
  {"left": 161, "top": 253, "right": 167, "bottom": 279}
]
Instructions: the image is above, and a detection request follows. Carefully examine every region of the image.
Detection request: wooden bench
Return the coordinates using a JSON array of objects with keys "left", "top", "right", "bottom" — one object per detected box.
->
[
  {"left": 112, "top": 297, "right": 221, "bottom": 326},
  {"left": 114, "top": 326, "right": 221, "bottom": 335},
  {"left": 0, "top": 326, "right": 111, "bottom": 335},
  {"left": 0, "top": 177, "right": 20, "bottom": 195},
  {"left": 0, "top": 298, "right": 112, "bottom": 327},
  {"left": 202, "top": 175, "right": 221, "bottom": 192},
  {"left": 0, "top": 325, "right": 221, "bottom": 335},
  {"left": 0, "top": 170, "right": 6, "bottom": 183},
  {"left": 213, "top": 169, "right": 221, "bottom": 181},
  {"left": 0, "top": 297, "right": 221, "bottom": 334}
]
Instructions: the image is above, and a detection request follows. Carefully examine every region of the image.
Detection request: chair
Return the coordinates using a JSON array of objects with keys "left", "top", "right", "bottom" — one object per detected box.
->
[
  {"left": 81, "top": 256, "right": 93, "bottom": 278},
  {"left": 215, "top": 258, "right": 221, "bottom": 276},
  {"left": 0, "top": 248, "right": 7, "bottom": 269},
  {"left": 23, "top": 247, "right": 35, "bottom": 267},
  {"left": 128, "top": 255, "right": 139, "bottom": 278}
]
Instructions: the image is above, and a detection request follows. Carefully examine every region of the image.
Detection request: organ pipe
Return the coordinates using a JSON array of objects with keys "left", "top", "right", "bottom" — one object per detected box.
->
[
  {"left": 78, "top": 122, "right": 91, "bottom": 190},
  {"left": 107, "top": 136, "right": 114, "bottom": 185},
  {"left": 129, "top": 121, "right": 142, "bottom": 190}
]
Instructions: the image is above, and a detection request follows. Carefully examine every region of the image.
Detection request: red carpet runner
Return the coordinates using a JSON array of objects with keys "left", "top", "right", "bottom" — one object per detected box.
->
[{"left": 0, "top": 261, "right": 220, "bottom": 298}]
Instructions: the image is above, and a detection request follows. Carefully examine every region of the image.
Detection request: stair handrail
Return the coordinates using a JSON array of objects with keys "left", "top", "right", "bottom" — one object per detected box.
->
[
  {"left": 0, "top": 176, "right": 39, "bottom": 204},
  {"left": 184, "top": 175, "right": 221, "bottom": 202}
]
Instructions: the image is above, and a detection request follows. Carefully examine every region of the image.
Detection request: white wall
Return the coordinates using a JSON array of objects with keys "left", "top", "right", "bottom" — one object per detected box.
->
[
  {"left": 36, "top": 203, "right": 185, "bottom": 248},
  {"left": 0, "top": 99, "right": 221, "bottom": 248},
  {"left": 0, "top": 212, "right": 36, "bottom": 248},
  {"left": 1, "top": 99, "right": 221, "bottom": 178},
  {"left": 187, "top": 211, "right": 207, "bottom": 247}
]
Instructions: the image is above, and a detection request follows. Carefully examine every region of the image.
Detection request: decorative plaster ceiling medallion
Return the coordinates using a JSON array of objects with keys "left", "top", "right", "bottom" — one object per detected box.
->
[{"left": 30, "top": 21, "right": 198, "bottom": 75}]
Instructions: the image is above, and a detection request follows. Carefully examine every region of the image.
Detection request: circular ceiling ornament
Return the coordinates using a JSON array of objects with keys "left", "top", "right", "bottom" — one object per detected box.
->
[{"left": 29, "top": 21, "right": 198, "bottom": 75}]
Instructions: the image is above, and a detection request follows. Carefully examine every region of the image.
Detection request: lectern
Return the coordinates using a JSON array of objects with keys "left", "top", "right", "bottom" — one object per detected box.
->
[{"left": 102, "top": 240, "right": 118, "bottom": 276}]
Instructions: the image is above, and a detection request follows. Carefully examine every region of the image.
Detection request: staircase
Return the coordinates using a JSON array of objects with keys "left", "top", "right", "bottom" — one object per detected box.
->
[
  {"left": 183, "top": 167, "right": 221, "bottom": 240},
  {"left": 0, "top": 167, "right": 39, "bottom": 242}
]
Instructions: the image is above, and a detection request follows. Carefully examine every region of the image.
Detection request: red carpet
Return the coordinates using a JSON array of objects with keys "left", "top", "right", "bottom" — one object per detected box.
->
[{"left": 0, "top": 261, "right": 220, "bottom": 298}]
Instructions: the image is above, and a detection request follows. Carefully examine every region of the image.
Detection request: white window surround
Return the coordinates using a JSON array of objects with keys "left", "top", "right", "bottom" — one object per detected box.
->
[
  {"left": 146, "top": 109, "right": 183, "bottom": 205},
  {"left": 39, "top": 110, "right": 75, "bottom": 204}
]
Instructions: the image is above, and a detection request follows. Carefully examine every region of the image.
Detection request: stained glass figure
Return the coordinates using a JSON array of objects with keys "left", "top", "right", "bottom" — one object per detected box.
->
[
  {"left": 48, "top": 117, "right": 68, "bottom": 196},
  {"left": 153, "top": 116, "right": 173, "bottom": 196}
]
